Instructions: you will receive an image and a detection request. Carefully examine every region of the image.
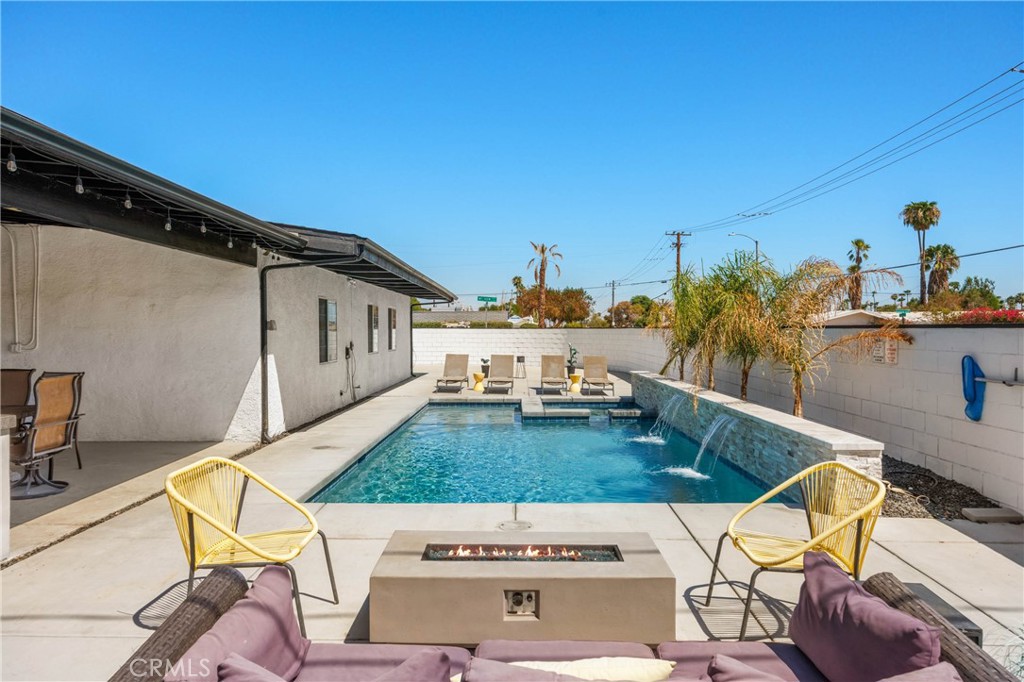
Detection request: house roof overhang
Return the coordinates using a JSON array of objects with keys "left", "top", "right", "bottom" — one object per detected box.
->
[
  {"left": 274, "top": 223, "right": 456, "bottom": 302},
  {"left": 1, "top": 107, "right": 307, "bottom": 265}
]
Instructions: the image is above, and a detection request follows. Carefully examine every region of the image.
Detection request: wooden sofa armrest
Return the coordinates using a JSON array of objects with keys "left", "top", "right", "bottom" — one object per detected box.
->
[
  {"left": 108, "top": 567, "right": 249, "bottom": 682},
  {"left": 863, "top": 573, "right": 1016, "bottom": 682}
]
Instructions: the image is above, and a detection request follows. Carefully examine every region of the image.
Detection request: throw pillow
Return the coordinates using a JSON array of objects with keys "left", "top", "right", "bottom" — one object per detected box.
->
[
  {"left": 510, "top": 657, "right": 676, "bottom": 682},
  {"left": 372, "top": 649, "right": 451, "bottom": 682},
  {"left": 462, "top": 657, "right": 587, "bottom": 681},
  {"left": 878, "top": 662, "right": 964, "bottom": 681},
  {"left": 705, "top": 654, "right": 785, "bottom": 682},
  {"left": 789, "top": 552, "right": 941, "bottom": 682}
]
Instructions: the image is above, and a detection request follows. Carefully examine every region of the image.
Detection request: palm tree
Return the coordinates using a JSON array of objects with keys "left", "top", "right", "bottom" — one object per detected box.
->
[
  {"left": 900, "top": 201, "right": 941, "bottom": 306},
  {"left": 511, "top": 275, "right": 525, "bottom": 314},
  {"left": 767, "top": 259, "right": 912, "bottom": 417},
  {"left": 846, "top": 239, "right": 871, "bottom": 309},
  {"left": 924, "top": 243, "right": 960, "bottom": 297},
  {"left": 659, "top": 267, "right": 704, "bottom": 381},
  {"left": 526, "top": 242, "right": 562, "bottom": 328}
]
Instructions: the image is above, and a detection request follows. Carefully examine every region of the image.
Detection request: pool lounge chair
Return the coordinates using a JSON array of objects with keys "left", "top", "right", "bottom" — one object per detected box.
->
[
  {"left": 581, "top": 355, "right": 615, "bottom": 395},
  {"left": 540, "top": 354, "right": 567, "bottom": 394},
  {"left": 436, "top": 354, "right": 469, "bottom": 391},
  {"left": 486, "top": 354, "right": 515, "bottom": 393}
]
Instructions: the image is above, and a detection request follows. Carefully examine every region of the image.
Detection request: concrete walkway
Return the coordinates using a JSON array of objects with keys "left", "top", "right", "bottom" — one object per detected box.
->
[{"left": 1, "top": 369, "right": 1021, "bottom": 681}]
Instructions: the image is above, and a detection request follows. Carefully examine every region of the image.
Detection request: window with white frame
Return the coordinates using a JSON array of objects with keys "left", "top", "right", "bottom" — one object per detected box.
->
[
  {"left": 318, "top": 298, "right": 338, "bottom": 363},
  {"left": 367, "top": 304, "right": 379, "bottom": 353},
  {"left": 388, "top": 308, "right": 398, "bottom": 350}
]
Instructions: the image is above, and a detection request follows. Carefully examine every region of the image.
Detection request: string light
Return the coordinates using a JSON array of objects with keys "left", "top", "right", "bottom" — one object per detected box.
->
[
  {"left": 200, "top": 219, "right": 207, "bottom": 234},
  {"left": 123, "top": 191, "right": 132, "bottom": 210},
  {"left": 74, "top": 171, "right": 84, "bottom": 194},
  {"left": 6, "top": 152, "right": 17, "bottom": 173},
  {"left": 227, "top": 230, "right": 233, "bottom": 249},
  {"left": 164, "top": 210, "right": 172, "bottom": 231}
]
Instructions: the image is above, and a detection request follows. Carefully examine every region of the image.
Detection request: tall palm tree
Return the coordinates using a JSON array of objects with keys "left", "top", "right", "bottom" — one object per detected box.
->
[
  {"left": 924, "top": 243, "right": 960, "bottom": 297},
  {"left": 526, "top": 242, "right": 562, "bottom": 328},
  {"left": 900, "top": 201, "right": 941, "bottom": 306},
  {"left": 846, "top": 238, "right": 871, "bottom": 309},
  {"left": 511, "top": 275, "right": 525, "bottom": 314}
]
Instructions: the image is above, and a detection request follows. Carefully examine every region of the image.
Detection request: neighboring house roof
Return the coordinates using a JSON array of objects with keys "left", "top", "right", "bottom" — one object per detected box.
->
[
  {"left": 824, "top": 309, "right": 935, "bottom": 325},
  {"left": 0, "top": 107, "right": 454, "bottom": 301}
]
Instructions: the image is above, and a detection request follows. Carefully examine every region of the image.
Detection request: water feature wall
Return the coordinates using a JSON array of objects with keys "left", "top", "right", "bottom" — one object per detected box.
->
[{"left": 631, "top": 371, "right": 883, "bottom": 484}]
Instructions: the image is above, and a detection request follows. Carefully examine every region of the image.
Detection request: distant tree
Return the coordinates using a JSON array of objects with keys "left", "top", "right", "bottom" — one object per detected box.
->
[
  {"left": 411, "top": 297, "right": 426, "bottom": 311},
  {"left": 510, "top": 275, "right": 525, "bottom": 314},
  {"left": 527, "top": 243, "right": 562, "bottom": 328},
  {"left": 544, "top": 289, "right": 565, "bottom": 326},
  {"left": 606, "top": 300, "right": 643, "bottom": 328},
  {"left": 959, "top": 276, "right": 1002, "bottom": 309},
  {"left": 846, "top": 239, "right": 871, "bottom": 309},
  {"left": 900, "top": 201, "right": 942, "bottom": 306},
  {"left": 1005, "top": 293, "right": 1024, "bottom": 310},
  {"left": 924, "top": 243, "right": 960, "bottom": 297},
  {"left": 517, "top": 285, "right": 541, "bottom": 321},
  {"left": 559, "top": 288, "right": 594, "bottom": 324},
  {"left": 586, "top": 313, "right": 610, "bottom": 328}
]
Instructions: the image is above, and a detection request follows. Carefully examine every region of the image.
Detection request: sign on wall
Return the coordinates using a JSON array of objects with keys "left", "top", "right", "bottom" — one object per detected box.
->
[{"left": 871, "top": 338, "right": 899, "bottom": 365}]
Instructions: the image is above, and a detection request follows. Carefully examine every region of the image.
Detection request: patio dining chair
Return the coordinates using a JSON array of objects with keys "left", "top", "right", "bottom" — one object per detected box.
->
[
  {"left": 9, "top": 372, "right": 83, "bottom": 499},
  {"left": 1, "top": 367, "right": 35, "bottom": 406},
  {"left": 540, "top": 355, "right": 567, "bottom": 394},
  {"left": 581, "top": 355, "right": 615, "bottom": 395},
  {"left": 436, "top": 354, "right": 470, "bottom": 391},
  {"left": 485, "top": 354, "right": 515, "bottom": 393},
  {"left": 165, "top": 456, "right": 339, "bottom": 637},
  {"left": 704, "top": 461, "right": 887, "bottom": 639}
]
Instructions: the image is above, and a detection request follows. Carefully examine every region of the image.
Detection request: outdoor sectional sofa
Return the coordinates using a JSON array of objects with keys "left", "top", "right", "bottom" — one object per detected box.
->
[{"left": 111, "top": 557, "right": 1014, "bottom": 682}]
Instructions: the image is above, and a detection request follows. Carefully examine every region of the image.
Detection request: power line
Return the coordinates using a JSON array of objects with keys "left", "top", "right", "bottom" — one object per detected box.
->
[
  {"left": 871, "top": 243, "right": 1024, "bottom": 271},
  {"left": 685, "top": 61, "right": 1024, "bottom": 233}
]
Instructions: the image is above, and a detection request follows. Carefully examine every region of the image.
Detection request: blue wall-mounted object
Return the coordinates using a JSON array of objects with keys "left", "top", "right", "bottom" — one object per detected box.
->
[{"left": 961, "top": 355, "right": 986, "bottom": 422}]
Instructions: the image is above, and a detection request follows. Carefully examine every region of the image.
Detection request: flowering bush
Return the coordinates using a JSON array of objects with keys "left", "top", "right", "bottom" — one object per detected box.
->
[{"left": 947, "top": 307, "right": 1023, "bottom": 325}]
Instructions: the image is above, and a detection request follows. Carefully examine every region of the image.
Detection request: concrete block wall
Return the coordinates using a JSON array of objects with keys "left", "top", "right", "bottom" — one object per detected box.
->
[{"left": 711, "top": 328, "right": 1024, "bottom": 512}]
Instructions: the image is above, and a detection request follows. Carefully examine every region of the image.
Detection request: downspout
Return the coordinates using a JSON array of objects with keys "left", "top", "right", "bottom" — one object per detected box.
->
[{"left": 260, "top": 255, "right": 362, "bottom": 444}]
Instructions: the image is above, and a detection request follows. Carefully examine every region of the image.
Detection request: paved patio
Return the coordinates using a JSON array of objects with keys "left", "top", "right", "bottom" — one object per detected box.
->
[{"left": 1, "top": 368, "right": 1021, "bottom": 681}]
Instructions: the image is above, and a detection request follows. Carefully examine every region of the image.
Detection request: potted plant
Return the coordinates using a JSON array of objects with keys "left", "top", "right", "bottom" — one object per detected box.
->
[
  {"left": 566, "top": 345, "right": 579, "bottom": 374},
  {"left": 481, "top": 358, "right": 490, "bottom": 378}
]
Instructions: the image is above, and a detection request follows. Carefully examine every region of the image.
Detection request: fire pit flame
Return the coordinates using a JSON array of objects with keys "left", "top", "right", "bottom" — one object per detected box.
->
[{"left": 425, "top": 543, "right": 622, "bottom": 562}]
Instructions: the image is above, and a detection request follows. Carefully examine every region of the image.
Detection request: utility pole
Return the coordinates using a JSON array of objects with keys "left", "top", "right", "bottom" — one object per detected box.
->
[
  {"left": 665, "top": 231, "right": 692, "bottom": 277},
  {"left": 606, "top": 280, "right": 618, "bottom": 327}
]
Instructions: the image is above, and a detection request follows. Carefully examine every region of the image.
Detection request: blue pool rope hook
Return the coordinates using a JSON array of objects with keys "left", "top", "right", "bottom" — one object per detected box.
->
[{"left": 961, "top": 355, "right": 986, "bottom": 422}]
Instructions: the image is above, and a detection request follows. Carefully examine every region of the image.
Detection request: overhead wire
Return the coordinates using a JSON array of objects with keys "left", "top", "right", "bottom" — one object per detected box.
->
[{"left": 685, "top": 61, "right": 1024, "bottom": 233}]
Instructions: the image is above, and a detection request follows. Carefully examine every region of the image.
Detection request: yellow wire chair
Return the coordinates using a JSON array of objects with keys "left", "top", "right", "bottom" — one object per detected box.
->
[
  {"left": 704, "top": 461, "right": 887, "bottom": 639},
  {"left": 165, "top": 457, "right": 339, "bottom": 637}
]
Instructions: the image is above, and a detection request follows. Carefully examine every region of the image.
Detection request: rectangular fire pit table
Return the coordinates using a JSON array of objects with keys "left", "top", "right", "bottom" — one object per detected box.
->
[{"left": 369, "top": 531, "right": 676, "bottom": 646}]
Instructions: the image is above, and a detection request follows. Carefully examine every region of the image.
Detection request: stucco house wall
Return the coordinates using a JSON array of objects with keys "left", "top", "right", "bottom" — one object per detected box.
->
[
  {"left": 265, "top": 254, "right": 412, "bottom": 436},
  {"left": 1, "top": 224, "right": 261, "bottom": 441}
]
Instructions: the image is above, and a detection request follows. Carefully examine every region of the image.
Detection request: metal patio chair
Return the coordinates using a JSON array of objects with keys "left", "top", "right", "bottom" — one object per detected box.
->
[
  {"left": 165, "top": 456, "right": 339, "bottom": 637},
  {"left": 1, "top": 367, "right": 35, "bottom": 406},
  {"left": 486, "top": 354, "right": 515, "bottom": 393},
  {"left": 704, "top": 461, "right": 887, "bottom": 639},
  {"left": 436, "top": 354, "right": 470, "bottom": 391},
  {"left": 9, "top": 372, "right": 83, "bottom": 499}
]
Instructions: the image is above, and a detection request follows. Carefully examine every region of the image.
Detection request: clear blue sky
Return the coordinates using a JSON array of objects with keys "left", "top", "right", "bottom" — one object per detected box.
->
[{"left": 3, "top": 2, "right": 1022, "bottom": 310}]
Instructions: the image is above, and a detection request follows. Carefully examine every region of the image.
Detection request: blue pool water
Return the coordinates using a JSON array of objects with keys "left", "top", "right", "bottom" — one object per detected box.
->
[{"left": 310, "top": 405, "right": 770, "bottom": 503}]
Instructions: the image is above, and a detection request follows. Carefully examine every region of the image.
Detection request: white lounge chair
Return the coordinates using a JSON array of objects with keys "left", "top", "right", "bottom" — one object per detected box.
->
[
  {"left": 540, "top": 355, "right": 567, "bottom": 394},
  {"left": 436, "top": 354, "right": 469, "bottom": 391},
  {"left": 486, "top": 355, "right": 515, "bottom": 394},
  {"left": 582, "top": 355, "right": 615, "bottom": 395}
]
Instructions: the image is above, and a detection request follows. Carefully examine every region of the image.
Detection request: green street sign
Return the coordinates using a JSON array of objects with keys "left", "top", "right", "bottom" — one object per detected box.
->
[
  {"left": 477, "top": 296, "right": 497, "bottom": 302},
  {"left": 897, "top": 308, "right": 910, "bottom": 318}
]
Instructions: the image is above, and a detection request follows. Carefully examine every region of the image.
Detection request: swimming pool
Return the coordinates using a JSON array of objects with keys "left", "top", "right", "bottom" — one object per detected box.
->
[{"left": 310, "top": 405, "right": 770, "bottom": 503}]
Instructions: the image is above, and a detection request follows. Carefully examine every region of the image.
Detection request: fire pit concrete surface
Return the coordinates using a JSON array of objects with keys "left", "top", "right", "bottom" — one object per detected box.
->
[{"left": 369, "top": 531, "right": 676, "bottom": 645}]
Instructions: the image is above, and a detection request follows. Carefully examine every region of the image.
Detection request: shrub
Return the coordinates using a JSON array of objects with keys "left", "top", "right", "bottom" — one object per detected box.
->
[
  {"left": 468, "top": 321, "right": 513, "bottom": 329},
  {"left": 520, "top": 322, "right": 539, "bottom": 328},
  {"left": 413, "top": 322, "right": 444, "bottom": 328},
  {"left": 945, "top": 307, "right": 1024, "bottom": 325}
]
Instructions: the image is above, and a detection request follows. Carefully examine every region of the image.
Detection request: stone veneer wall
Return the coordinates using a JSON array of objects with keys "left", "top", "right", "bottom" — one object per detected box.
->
[{"left": 631, "top": 371, "right": 884, "bottom": 485}]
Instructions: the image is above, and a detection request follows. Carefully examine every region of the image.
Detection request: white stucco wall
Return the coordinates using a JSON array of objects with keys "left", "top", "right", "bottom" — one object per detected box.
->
[
  {"left": 1, "top": 224, "right": 261, "bottom": 441},
  {"left": 414, "top": 326, "right": 1024, "bottom": 510},
  {"left": 266, "top": 254, "right": 413, "bottom": 436}
]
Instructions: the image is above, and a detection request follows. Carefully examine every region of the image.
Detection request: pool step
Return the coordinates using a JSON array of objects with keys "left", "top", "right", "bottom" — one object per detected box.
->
[{"left": 608, "top": 408, "right": 656, "bottom": 420}]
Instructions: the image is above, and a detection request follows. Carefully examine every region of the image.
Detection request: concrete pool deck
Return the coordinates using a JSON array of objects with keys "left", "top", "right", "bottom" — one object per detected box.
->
[{"left": 1, "top": 368, "right": 1022, "bottom": 680}]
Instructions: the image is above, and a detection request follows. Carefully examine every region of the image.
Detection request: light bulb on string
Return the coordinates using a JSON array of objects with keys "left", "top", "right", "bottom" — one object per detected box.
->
[
  {"left": 123, "top": 191, "right": 132, "bottom": 210},
  {"left": 227, "top": 231, "right": 233, "bottom": 249},
  {"left": 75, "top": 172, "right": 84, "bottom": 194},
  {"left": 200, "top": 220, "right": 207, "bottom": 234},
  {"left": 6, "top": 152, "right": 17, "bottom": 173},
  {"left": 164, "top": 211, "right": 172, "bottom": 231}
]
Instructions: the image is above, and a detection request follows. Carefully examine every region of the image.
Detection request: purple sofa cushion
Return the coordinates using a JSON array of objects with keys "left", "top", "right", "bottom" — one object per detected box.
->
[
  {"left": 294, "top": 643, "right": 471, "bottom": 682},
  {"left": 166, "top": 566, "right": 310, "bottom": 682},
  {"left": 789, "top": 552, "right": 941, "bottom": 682},
  {"left": 657, "top": 642, "right": 824, "bottom": 682},
  {"left": 475, "top": 640, "right": 655, "bottom": 662},
  {"left": 218, "top": 653, "right": 287, "bottom": 682},
  {"left": 370, "top": 649, "right": 450, "bottom": 682},
  {"left": 878, "top": 662, "right": 964, "bottom": 681},
  {"left": 462, "top": 658, "right": 588, "bottom": 681},
  {"left": 705, "top": 654, "right": 785, "bottom": 682}
]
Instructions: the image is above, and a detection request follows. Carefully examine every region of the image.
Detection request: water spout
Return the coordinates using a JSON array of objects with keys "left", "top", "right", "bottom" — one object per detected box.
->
[{"left": 693, "top": 413, "right": 739, "bottom": 474}]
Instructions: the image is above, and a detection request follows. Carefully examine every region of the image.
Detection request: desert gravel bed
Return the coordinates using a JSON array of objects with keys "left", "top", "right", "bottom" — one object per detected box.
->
[{"left": 881, "top": 455, "right": 999, "bottom": 520}]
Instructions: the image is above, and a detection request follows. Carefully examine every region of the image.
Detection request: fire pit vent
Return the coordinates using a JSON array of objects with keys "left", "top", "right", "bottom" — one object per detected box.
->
[{"left": 422, "top": 543, "right": 623, "bottom": 562}]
